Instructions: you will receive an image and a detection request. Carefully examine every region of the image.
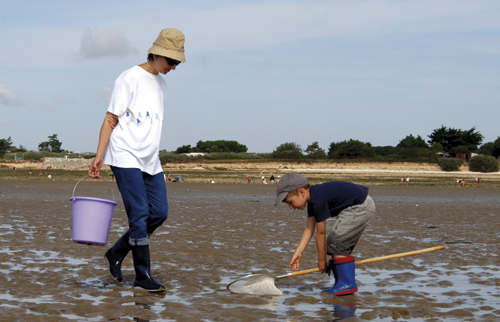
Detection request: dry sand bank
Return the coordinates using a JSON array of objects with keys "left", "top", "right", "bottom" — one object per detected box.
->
[
  {"left": 2, "top": 160, "right": 500, "bottom": 187},
  {"left": 161, "top": 161, "right": 500, "bottom": 186}
]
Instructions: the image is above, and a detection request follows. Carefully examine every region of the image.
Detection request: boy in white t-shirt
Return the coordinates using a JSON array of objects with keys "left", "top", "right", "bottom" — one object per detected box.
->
[{"left": 88, "top": 28, "right": 186, "bottom": 293}]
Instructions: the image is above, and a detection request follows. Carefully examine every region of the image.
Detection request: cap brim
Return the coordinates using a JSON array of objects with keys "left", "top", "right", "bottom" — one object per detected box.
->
[{"left": 274, "top": 191, "right": 288, "bottom": 206}]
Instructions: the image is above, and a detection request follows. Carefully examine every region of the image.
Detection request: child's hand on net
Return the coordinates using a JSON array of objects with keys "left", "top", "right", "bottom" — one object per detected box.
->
[
  {"left": 318, "top": 259, "right": 327, "bottom": 274},
  {"left": 289, "top": 253, "right": 302, "bottom": 271}
]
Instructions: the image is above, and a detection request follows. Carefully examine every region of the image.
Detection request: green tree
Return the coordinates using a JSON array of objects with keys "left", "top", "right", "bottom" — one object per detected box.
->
[
  {"left": 272, "top": 142, "right": 304, "bottom": 159},
  {"left": 478, "top": 142, "right": 495, "bottom": 155},
  {"left": 373, "top": 146, "right": 398, "bottom": 157},
  {"left": 305, "top": 142, "right": 326, "bottom": 159},
  {"left": 0, "top": 136, "right": 14, "bottom": 155},
  {"left": 195, "top": 140, "right": 205, "bottom": 151},
  {"left": 469, "top": 155, "right": 499, "bottom": 173},
  {"left": 176, "top": 145, "right": 192, "bottom": 153},
  {"left": 480, "top": 137, "right": 500, "bottom": 158},
  {"left": 427, "top": 126, "right": 483, "bottom": 153},
  {"left": 430, "top": 142, "right": 444, "bottom": 153},
  {"left": 437, "top": 158, "right": 463, "bottom": 171},
  {"left": 38, "top": 141, "right": 50, "bottom": 152},
  {"left": 13, "top": 144, "right": 28, "bottom": 153},
  {"left": 48, "top": 134, "right": 63, "bottom": 152},
  {"left": 38, "top": 134, "right": 63, "bottom": 152},
  {"left": 330, "top": 139, "right": 375, "bottom": 159},
  {"left": 196, "top": 140, "right": 248, "bottom": 153},
  {"left": 449, "top": 145, "right": 474, "bottom": 155},
  {"left": 397, "top": 134, "right": 429, "bottom": 148},
  {"left": 327, "top": 140, "right": 348, "bottom": 158}
]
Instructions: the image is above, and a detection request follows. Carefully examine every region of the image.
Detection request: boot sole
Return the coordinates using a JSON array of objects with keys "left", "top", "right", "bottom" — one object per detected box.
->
[
  {"left": 333, "top": 288, "right": 358, "bottom": 296},
  {"left": 133, "top": 286, "right": 166, "bottom": 293}
]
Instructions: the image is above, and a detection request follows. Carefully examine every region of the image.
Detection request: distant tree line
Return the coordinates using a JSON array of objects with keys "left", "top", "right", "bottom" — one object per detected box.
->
[
  {"left": 2, "top": 126, "right": 500, "bottom": 172},
  {"left": 271, "top": 126, "right": 500, "bottom": 161},
  {"left": 1, "top": 134, "right": 64, "bottom": 156}
]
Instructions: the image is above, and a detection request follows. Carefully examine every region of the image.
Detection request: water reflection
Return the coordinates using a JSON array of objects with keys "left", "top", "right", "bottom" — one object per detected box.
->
[{"left": 332, "top": 297, "right": 357, "bottom": 320}]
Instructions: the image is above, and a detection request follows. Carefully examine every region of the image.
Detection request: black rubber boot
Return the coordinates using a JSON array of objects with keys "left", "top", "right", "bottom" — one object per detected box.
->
[
  {"left": 131, "top": 245, "right": 165, "bottom": 292},
  {"left": 105, "top": 231, "right": 131, "bottom": 282}
]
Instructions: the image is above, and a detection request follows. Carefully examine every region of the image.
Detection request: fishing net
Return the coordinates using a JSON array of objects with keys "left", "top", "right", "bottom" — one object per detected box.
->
[{"left": 227, "top": 274, "right": 283, "bottom": 296}]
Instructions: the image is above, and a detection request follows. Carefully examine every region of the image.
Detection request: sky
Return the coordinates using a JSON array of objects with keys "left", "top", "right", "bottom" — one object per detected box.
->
[{"left": 1, "top": 0, "right": 499, "bottom": 153}]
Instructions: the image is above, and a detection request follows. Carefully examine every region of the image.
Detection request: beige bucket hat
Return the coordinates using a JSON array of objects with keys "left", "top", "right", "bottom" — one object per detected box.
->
[{"left": 148, "top": 28, "right": 186, "bottom": 62}]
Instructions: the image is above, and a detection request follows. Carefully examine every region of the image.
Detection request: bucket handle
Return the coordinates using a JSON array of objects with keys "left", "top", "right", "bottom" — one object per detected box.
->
[{"left": 72, "top": 175, "right": 115, "bottom": 202}]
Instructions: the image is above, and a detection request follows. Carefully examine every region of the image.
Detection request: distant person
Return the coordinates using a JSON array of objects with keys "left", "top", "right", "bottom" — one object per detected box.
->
[
  {"left": 262, "top": 176, "right": 268, "bottom": 184},
  {"left": 406, "top": 177, "right": 410, "bottom": 186},
  {"left": 461, "top": 178, "right": 466, "bottom": 187},
  {"left": 274, "top": 173, "right": 375, "bottom": 296},
  {"left": 476, "top": 177, "right": 481, "bottom": 186},
  {"left": 87, "top": 28, "right": 186, "bottom": 293},
  {"left": 270, "top": 174, "right": 276, "bottom": 183},
  {"left": 247, "top": 176, "right": 252, "bottom": 184},
  {"left": 401, "top": 177, "right": 405, "bottom": 185}
]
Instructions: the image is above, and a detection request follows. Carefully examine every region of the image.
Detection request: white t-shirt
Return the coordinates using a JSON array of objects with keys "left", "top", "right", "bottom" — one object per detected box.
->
[{"left": 103, "top": 66, "right": 167, "bottom": 175}]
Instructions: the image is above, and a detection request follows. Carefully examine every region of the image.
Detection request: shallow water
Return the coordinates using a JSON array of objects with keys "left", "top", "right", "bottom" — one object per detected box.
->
[{"left": 0, "top": 180, "right": 499, "bottom": 321}]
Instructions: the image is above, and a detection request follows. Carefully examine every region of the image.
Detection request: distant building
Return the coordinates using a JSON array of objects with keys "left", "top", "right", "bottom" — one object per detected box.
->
[
  {"left": 455, "top": 153, "right": 479, "bottom": 162},
  {"left": 183, "top": 152, "right": 207, "bottom": 157}
]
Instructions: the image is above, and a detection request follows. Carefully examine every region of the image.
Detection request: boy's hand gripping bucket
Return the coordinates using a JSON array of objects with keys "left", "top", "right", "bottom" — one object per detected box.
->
[{"left": 70, "top": 176, "right": 117, "bottom": 246}]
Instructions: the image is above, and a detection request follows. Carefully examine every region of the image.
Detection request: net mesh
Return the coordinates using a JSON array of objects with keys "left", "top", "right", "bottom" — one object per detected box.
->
[{"left": 227, "top": 275, "right": 283, "bottom": 296}]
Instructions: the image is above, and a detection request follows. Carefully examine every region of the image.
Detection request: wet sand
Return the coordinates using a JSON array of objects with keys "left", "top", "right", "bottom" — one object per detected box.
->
[{"left": 0, "top": 180, "right": 499, "bottom": 321}]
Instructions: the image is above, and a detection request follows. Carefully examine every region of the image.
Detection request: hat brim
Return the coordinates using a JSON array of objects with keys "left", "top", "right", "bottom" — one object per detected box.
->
[
  {"left": 148, "top": 45, "right": 186, "bottom": 62},
  {"left": 274, "top": 191, "right": 289, "bottom": 206}
]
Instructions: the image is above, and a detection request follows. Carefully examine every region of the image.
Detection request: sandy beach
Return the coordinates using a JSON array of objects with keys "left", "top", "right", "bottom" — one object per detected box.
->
[{"left": 0, "top": 178, "right": 499, "bottom": 321}]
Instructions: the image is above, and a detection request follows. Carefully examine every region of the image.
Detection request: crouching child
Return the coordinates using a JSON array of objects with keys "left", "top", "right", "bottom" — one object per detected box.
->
[{"left": 274, "top": 173, "right": 375, "bottom": 295}]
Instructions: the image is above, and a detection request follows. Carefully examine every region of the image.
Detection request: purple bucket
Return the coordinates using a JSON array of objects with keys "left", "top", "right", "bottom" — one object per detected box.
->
[{"left": 71, "top": 176, "right": 117, "bottom": 246}]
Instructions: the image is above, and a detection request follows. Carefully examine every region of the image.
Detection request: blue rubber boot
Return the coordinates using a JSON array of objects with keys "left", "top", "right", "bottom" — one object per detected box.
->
[
  {"left": 322, "top": 256, "right": 358, "bottom": 296},
  {"left": 105, "top": 230, "right": 131, "bottom": 282}
]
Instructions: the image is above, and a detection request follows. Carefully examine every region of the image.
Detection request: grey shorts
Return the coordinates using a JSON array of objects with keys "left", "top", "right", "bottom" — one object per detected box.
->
[{"left": 326, "top": 197, "right": 375, "bottom": 256}]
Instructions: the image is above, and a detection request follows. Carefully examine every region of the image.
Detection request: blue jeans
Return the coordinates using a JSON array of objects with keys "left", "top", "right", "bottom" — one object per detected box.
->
[{"left": 111, "top": 166, "right": 168, "bottom": 246}]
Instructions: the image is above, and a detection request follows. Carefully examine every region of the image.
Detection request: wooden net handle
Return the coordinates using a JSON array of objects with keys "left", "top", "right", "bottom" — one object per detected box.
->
[
  {"left": 355, "top": 245, "right": 445, "bottom": 265},
  {"left": 282, "top": 245, "right": 446, "bottom": 278}
]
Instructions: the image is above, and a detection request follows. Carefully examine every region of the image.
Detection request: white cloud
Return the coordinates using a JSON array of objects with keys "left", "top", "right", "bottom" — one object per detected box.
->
[
  {"left": 79, "top": 28, "right": 139, "bottom": 59},
  {"left": 0, "top": 84, "right": 22, "bottom": 106}
]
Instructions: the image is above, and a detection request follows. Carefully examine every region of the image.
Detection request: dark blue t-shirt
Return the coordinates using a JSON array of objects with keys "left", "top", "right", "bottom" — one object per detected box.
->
[{"left": 307, "top": 181, "right": 369, "bottom": 223}]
